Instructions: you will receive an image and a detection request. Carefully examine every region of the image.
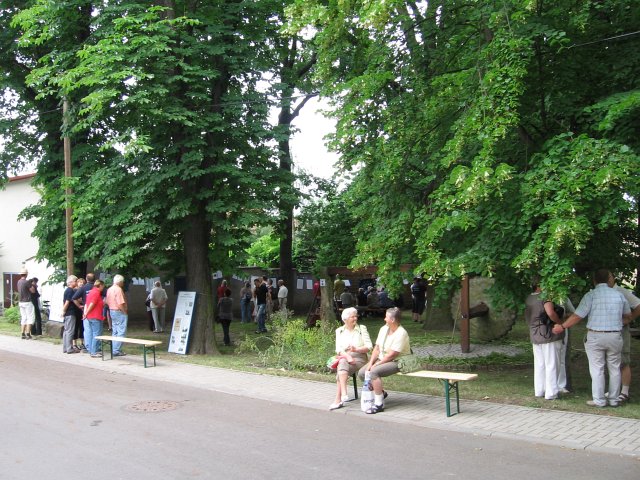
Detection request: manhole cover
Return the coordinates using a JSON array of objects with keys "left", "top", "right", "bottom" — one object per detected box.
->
[{"left": 125, "top": 400, "right": 180, "bottom": 413}]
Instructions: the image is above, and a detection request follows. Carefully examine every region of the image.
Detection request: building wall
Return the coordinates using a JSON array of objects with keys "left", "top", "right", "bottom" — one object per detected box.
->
[{"left": 0, "top": 174, "right": 56, "bottom": 310}]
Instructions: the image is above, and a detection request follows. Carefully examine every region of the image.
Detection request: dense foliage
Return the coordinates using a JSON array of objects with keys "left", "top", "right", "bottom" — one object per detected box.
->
[
  {"left": 2, "top": 0, "right": 639, "bottom": 346},
  {"left": 288, "top": 0, "right": 640, "bottom": 301},
  {"left": 2, "top": 1, "right": 313, "bottom": 353}
]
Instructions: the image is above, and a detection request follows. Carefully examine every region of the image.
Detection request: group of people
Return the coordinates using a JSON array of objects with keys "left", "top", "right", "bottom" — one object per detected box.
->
[
  {"left": 329, "top": 306, "right": 411, "bottom": 414},
  {"left": 525, "top": 269, "right": 640, "bottom": 407},
  {"left": 237, "top": 277, "right": 289, "bottom": 332},
  {"left": 334, "top": 275, "right": 398, "bottom": 312},
  {"left": 60, "top": 272, "right": 130, "bottom": 358}
]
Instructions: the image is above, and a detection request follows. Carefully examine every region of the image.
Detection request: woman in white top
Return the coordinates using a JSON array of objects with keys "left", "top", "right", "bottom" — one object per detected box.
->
[
  {"left": 358, "top": 307, "right": 410, "bottom": 414},
  {"left": 329, "top": 307, "right": 372, "bottom": 410}
]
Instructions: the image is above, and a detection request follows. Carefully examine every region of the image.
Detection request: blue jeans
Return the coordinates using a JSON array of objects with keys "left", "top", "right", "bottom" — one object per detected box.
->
[
  {"left": 240, "top": 299, "right": 252, "bottom": 324},
  {"left": 86, "top": 319, "right": 104, "bottom": 355},
  {"left": 257, "top": 304, "right": 267, "bottom": 332},
  {"left": 110, "top": 310, "right": 128, "bottom": 353}
]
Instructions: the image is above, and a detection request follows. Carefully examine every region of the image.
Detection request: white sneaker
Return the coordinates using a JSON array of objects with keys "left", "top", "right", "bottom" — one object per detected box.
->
[{"left": 329, "top": 402, "right": 344, "bottom": 411}]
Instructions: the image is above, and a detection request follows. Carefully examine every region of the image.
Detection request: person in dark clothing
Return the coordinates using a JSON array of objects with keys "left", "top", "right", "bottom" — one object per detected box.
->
[
  {"left": 410, "top": 277, "right": 427, "bottom": 322},
  {"left": 255, "top": 276, "right": 269, "bottom": 334},
  {"left": 217, "top": 288, "right": 233, "bottom": 346},
  {"left": 30, "top": 277, "right": 43, "bottom": 336}
]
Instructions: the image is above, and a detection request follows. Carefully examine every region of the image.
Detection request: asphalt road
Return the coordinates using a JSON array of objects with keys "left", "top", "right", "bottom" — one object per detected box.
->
[{"left": 1, "top": 351, "right": 638, "bottom": 480}]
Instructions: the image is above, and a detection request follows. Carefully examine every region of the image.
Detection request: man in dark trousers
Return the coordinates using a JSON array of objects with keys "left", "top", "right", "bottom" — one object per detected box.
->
[{"left": 255, "top": 276, "right": 269, "bottom": 334}]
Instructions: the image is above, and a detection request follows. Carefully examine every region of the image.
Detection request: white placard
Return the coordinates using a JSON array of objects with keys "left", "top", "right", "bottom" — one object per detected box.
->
[
  {"left": 296, "top": 279, "right": 304, "bottom": 290},
  {"left": 319, "top": 279, "right": 326, "bottom": 287},
  {"left": 168, "top": 291, "right": 197, "bottom": 355},
  {"left": 47, "top": 283, "right": 66, "bottom": 323},
  {"left": 344, "top": 280, "right": 351, "bottom": 287},
  {"left": 306, "top": 279, "right": 313, "bottom": 290}
]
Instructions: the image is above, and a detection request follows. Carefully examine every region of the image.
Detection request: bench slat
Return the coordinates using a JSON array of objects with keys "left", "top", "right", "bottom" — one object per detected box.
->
[
  {"left": 95, "top": 335, "right": 162, "bottom": 347},
  {"left": 401, "top": 370, "right": 478, "bottom": 382}
]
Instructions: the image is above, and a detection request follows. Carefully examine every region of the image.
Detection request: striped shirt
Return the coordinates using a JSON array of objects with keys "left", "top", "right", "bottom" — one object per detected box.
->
[{"left": 575, "top": 283, "right": 630, "bottom": 331}]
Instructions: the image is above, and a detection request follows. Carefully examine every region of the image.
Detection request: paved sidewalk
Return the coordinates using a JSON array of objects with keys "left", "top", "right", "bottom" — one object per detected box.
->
[{"left": 2, "top": 334, "right": 639, "bottom": 458}]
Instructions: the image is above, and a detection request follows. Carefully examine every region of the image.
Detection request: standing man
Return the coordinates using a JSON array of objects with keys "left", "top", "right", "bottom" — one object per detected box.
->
[
  {"left": 61, "top": 275, "right": 80, "bottom": 354},
  {"left": 277, "top": 279, "right": 288, "bottom": 313},
  {"left": 17, "top": 268, "right": 35, "bottom": 339},
  {"left": 255, "top": 276, "right": 269, "bottom": 334},
  {"left": 105, "top": 274, "right": 128, "bottom": 356},
  {"left": 73, "top": 272, "right": 95, "bottom": 352},
  {"left": 266, "top": 278, "right": 275, "bottom": 322},
  {"left": 150, "top": 280, "right": 168, "bottom": 333},
  {"left": 334, "top": 274, "right": 345, "bottom": 300},
  {"left": 608, "top": 273, "right": 640, "bottom": 404},
  {"left": 553, "top": 268, "right": 630, "bottom": 407}
]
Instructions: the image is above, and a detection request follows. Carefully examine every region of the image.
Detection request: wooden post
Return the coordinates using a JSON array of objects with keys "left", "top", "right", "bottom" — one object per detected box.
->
[
  {"left": 63, "top": 98, "right": 74, "bottom": 276},
  {"left": 460, "top": 275, "right": 470, "bottom": 353}
]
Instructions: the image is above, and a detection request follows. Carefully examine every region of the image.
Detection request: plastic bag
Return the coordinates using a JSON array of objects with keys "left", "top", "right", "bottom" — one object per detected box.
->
[{"left": 360, "top": 370, "right": 375, "bottom": 412}]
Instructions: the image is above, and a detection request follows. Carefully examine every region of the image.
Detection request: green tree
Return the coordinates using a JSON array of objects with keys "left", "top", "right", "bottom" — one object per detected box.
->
[
  {"left": 289, "top": 0, "right": 640, "bottom": 302},
  {"left": 293, "top": 179, "right": 357, "bottom": 274},
  {"left": 11, "top": 1, "right": 289, "bottom": 353},
  {"left": 245, "top": 229, "right": 280, "bottom": 269}
]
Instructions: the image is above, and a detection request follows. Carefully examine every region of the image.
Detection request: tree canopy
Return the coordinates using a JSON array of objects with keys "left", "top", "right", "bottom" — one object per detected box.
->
[
  {"left": 1, "top": 0, "right": 639, "bottom": 339},
  {"left": 288, "top": 0, "right": 640, "bottom": 302},
  {"left": 3, "top": 0, "right": 314, "bottom": 353}
]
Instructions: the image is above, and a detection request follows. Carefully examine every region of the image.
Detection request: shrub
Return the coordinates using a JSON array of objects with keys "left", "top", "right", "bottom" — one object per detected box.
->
[
  {"left": 3, "top": 306, "right": 21, "bottom": 324},
  {"left": 238, "top": 311, "right": 334, "bottom": 371}
]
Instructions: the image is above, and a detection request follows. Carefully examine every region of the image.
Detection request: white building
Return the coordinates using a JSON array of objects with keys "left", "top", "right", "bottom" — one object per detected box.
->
[{"left": 0, "top": 174, "right": 57, "bottom": 311}]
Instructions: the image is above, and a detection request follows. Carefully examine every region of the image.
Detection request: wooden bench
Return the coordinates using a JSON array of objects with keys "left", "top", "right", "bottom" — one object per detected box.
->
[
  {"left": 400, "top": 370, "right": 478, "bottom": 417},
  {"left": 95, "top": 335, "right": 162, "bottom": 368}
]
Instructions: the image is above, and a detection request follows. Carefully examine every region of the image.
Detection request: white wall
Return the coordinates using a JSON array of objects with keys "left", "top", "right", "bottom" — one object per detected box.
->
[{"left": 0, "top": 175, "right": 57, "bottom": 307}]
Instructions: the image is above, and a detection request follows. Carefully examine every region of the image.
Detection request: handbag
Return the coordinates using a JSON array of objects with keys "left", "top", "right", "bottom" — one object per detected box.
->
[
  {"left": 327, "top": 354, "right": 354, "bottom": 371},
  {"left": 326, "top": 355, "right": 340, "bottom": 370},
  {"left": 397, "top": 351, "right": 421, "bottom": 373}
]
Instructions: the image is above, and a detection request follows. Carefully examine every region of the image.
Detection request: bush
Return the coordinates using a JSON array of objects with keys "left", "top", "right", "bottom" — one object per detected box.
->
[
  {"left": 3, "top": 306, "right": 21, "bottom": 324},
  {"left": 238, "top": 310, "right": 334, "bottom": 371}
]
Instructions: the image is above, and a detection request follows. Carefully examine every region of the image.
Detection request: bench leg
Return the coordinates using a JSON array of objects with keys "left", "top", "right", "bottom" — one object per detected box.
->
[
  {"left": 352, "top": 373, "right": 358, "bottom": 400},
  {"left": 439, "top": 380, "right": 461, "bottom": 417},
  {"left": 142, "top": 345, "right": 157, "bottom": 368},
  {"left": 101, "top": 340, "right": 113, "bottom": 361}
]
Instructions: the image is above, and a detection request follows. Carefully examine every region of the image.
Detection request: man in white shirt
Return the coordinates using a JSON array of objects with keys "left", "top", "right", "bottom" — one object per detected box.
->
[
  {"left": 553, "top": 269, "right": 630, "bottom": 407},
  {"left": 608, "top": 273, "right": 640, "bottom": 404},
  {"left": 277, "top": 280, "right": 288, "bottom": 313}
]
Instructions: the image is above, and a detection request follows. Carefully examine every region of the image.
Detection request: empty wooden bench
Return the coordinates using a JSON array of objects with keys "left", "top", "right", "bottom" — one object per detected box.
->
[
  {"left": 400, "top": 370, "right": 478, "bottom": 417},
  {"left": 95, "top": 335, "right": 162, "bottom": 368}
]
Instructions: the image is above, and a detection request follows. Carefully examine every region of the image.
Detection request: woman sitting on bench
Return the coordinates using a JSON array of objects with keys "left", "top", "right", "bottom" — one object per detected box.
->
[
  {"left": 329, "top": 307, "right": 372, "bottom": 410},
  {"left": 359, "top": 307, "right": 411, "bottom": 414}
]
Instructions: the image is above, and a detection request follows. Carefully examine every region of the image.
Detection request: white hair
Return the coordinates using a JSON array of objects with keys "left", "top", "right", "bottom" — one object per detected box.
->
[
  {"left": 66, "top": 275, "right": 78, "bottom": 286},
  {"left": 341, "top": 307, "right": 358, "bottom": 322},
  {"left": 113, "top": 274, "right": 125, "bottom": 285}
]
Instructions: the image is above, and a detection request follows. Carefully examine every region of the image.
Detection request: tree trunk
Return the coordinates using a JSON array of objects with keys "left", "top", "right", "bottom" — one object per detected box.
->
[
  {"left": 278, "top": 130, "right": 296, "bottom": 310},
  {"left": 183, "top": 212, "right": 218, "bottom": 355}
]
